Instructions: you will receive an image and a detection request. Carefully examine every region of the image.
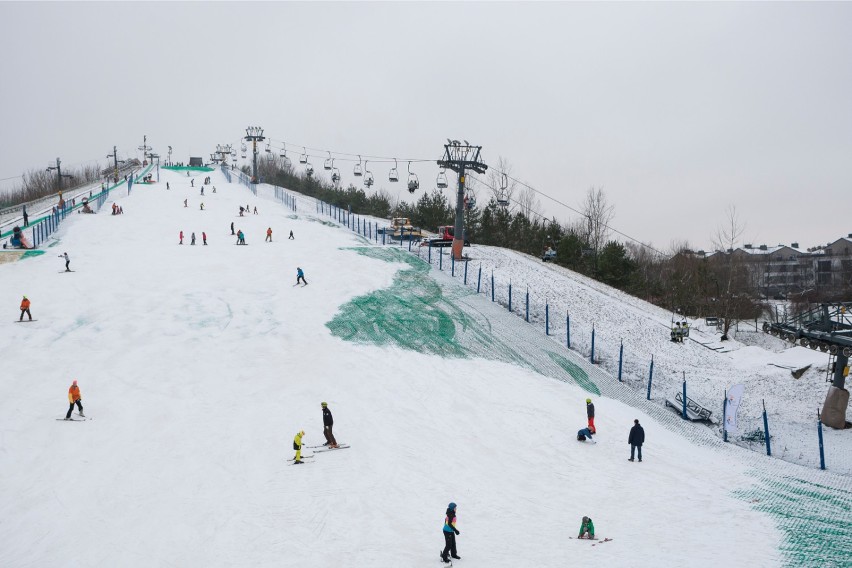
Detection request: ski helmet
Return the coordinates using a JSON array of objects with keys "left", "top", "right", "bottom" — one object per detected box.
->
[
  {"left": 448, "top": 502, "right": 456, "bottom": 509},
  {"left": 321, "top": 402, "right": 328, "bottom": 407},
  {"left": 586, "top": 398, "right": 592, "bottom": 404}
]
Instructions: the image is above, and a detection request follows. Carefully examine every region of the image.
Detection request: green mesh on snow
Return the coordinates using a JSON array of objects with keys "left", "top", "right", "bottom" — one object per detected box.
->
[
  {"left": 546, "top": 351, "right": 600, "bottom": 395},
  {"left": 734, "top": 474, "right": 852, "bottom": 567},
  {"left": 163, "top": 166, "right": 214, "bottom": 172}
]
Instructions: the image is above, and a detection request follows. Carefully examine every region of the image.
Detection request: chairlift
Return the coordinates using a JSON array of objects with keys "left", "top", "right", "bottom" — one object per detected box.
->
[
  {"left": 279, "top": 143, "right": 287, "bottom": 159},
  {"left": 364, "top": 161, "right": 374, "bottom": 188},
  {"left": 241, "top": 143, "right": 247, "bottom": 159},
  {"left": 306, "top": 163, "right": 314, "bottom": 178},
  {"left": 497, "top": 173, "right": 509, "bottom": 207},
  {"left": 299, "top": 147, "right": 308, "bottom": 165},
  {"left": 332, "top": 167, "right": 341, "bottom": 185},
  {"left": 389, "top": 158, "right": 399, "bottom": 182},
  {"left": 265, "top": 142, "right": 271, "bottom": 153},
  {"left": 353, "top": 155, "right": 363, "bottom": 177},
  {"left": 436, "top": 167, "right": 448, "bottom": 189},
  {"left": 324, "top": 151, "right": 333, "bottom": 171},
  {"left": 464, "top": 191, "right": 476, "bottom": 210},
  {"left": 407, "top": 161, "right": 419, "bottom": 193}
]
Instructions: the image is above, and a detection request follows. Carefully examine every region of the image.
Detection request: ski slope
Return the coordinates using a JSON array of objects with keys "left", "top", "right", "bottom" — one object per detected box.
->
[{"left": 0, "top": 168, "right": 849, "bottom": 567}]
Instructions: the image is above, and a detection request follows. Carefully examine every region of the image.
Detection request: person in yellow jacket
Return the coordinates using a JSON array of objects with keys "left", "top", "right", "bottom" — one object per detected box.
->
[
  {"left": 293, "top": 430, "right": 306, "bottom": 464},
  {"left": 65, "top": 380, "right": 84, "bottom": 420}
]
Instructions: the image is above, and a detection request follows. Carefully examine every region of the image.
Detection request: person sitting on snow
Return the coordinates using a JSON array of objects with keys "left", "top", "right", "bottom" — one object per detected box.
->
[
  {"left": 578, "top": 516, "right": 595, "bottom": 539},
  {"left": 577, "top": 427, "right": 594, "bottom": 442}
]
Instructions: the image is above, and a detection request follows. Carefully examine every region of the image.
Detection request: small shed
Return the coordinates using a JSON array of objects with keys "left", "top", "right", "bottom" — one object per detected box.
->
[{"left": 189, "top": 157, "right": 204, "bottom": 167}]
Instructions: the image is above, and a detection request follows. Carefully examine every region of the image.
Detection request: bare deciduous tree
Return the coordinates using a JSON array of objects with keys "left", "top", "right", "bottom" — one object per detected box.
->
[
  {"left": 515, "top": 184, "right": 540, "bottom": 221},
  {"left": 486, "top": 156, "right": 518, "bottom": 210},
  {"left": 581, "top": 186, "right": 615, "bottom": 256}
]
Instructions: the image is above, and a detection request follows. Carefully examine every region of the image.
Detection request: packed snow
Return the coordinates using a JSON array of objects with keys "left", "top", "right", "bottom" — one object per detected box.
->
[{"left": 0, "top": 167, "right": 849, "bottom": 567}]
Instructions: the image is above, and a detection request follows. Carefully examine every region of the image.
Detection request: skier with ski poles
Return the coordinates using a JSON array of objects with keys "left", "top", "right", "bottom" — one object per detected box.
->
[
  {"left": 321, "top": 402, "right": 338, "bottom": 448},
  {"left": 293, "top": 430, "right": 306, "bottom": 464}
]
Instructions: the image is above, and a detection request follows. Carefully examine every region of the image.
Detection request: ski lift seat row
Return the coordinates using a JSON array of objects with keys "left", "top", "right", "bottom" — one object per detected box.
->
[{"left": 389, "top": 158, "right": 399, "bottom": 183}]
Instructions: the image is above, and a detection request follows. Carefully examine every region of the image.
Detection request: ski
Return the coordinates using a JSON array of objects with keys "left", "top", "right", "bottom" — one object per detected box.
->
[
  {"left": 59, "top": 271, "right": 75, "bottom": 273},
  {"left": 286, "top": 455, "right": 315, "bottom": 461},
  {"left": 289, "top": 460, "right": 314, "bottom": 466},
  {"left": 313, "top": 444, "right": 350, "bottom": 453},
  {"left": 56, "top": 418, "right": 87, "bottom": 421}
]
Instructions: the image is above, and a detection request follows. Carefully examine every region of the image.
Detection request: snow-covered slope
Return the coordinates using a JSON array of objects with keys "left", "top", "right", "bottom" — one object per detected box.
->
[{"left": 0, "top": 168, "right": 849, "bottom": 567}]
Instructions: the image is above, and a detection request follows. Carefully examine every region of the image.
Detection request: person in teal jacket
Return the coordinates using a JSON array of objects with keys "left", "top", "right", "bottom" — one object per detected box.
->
[
  {"left": 441, "top": 502, "right": 460, "bottom": 563},
  {"left": 578, "top": 516, "right": 595, "bottom": 539}
]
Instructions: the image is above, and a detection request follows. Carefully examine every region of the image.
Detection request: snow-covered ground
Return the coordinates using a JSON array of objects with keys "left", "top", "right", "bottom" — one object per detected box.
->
[{"left": 1, "top": 168, "right": 850, "bottom": 567}]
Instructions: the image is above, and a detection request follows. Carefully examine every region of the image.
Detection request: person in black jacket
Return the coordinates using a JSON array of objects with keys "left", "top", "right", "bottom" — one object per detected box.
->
[
  {"left": 321, "top": 402, "right": 338, "bottom": 448},
  {"left": 441, "top": 502, "right": 460, "bottom": 563},
  {"left": 586, "top": 398, "right": 596, "bottom": 433},
  {"left": 628, "top": 419, "right": 645, "bottom": 462}
]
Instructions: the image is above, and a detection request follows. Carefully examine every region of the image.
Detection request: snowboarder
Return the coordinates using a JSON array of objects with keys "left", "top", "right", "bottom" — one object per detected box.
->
[
  {"left": 202, "top": 232, "right": 207, "bottom": 245},
  {"left": 239, "top": 206, "right": 245, "bottom": 217},
  {"left": 166, "top": 182, "right": 170, "bottom": 190},
  {"left": 628, "top": 419, "right": 645, "bottom": 462},
  {"left": 65, "top": 379, "right": 84, "bottom": 420},
  {"left": 179, "top": 231, "right": 184, "bottom": 245},
  {"left": 253, "top": 206, "right": 258, "bottom": 215},
  {"left": 266, "top": 227, "right": 272, "bottom": 242},
  {"left": 19, "top": 295, "right": 32, "bottom": 321},
  {"left": 236, "top": 230, "right": 246, "bottom": 245},
  {"left": 212, "top": 186, "right": 216, "bottom": 193},
  {"left": 441, "top": 502, "right": 461, "bottom": 563},
  {"left": 200, "top": 187, "right": 204, "bottom": 196},
  {"left": 586, "top": 398, "right": 595, "bottom": 433},
  {"left": 578, "top": 516, "right": 595, "bottom": 539},
  {"left": 296, "top": 267, "right": 307, "bottom": 286},
  {"left": 293, "top": 430, "right": 306, "bottom": 464},
  {"left": 577, "top": 427, "right": 594, "bottom": 442},
  {"left": 321, "top": 402, "right": 338, "bottom": 447},
  {"left": 184, "top": 199, "right": 188, "bottom": 208},
  {"left": 59, "top": 252, "right": 70, "bottom": 271},
  {"left": 200, "top": 203, "right": 204, "bottom": 211},
  {"left": 191, "top": 232, "right": 196, "bottom": 245},
  {"left": 191, "top": 179, "right": 194, "bottom": 187},
  {"left": 288, "top": 230, "right": 294, "bottom": 240}
]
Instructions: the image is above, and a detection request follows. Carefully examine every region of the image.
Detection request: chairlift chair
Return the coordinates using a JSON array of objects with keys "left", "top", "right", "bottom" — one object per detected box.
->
[
  {"left": 436, "top": 167, "right": 448, "bottom": 189},
  {"left": 265, "top": 142, "right": 271, "bottom": 153},
  {"left": 306, "top": 163, "right": 314, "bottom": 178},
  {"left": 364, "top": 161, "right": 374, "bottom": 188},
  {"left": 299, "top": 147, "right": 308, "bottom": 165},
  {"left": 332, "top": 167, "right": 341, "bottom": 185},
  {"left": 389, "top": 158, "right": 399, "bottom": 182},
  {"left": 324, "top": 151, "right": 333, "bottom": 171},
  {"left": 279, "top": 143, "right": 287, "bottom": 158},
  {"left": 354, "top": 155, "right": 363, "bottom": 177},
  {"left": 407, "top": 162, "right": 419, "bottom": 193}
]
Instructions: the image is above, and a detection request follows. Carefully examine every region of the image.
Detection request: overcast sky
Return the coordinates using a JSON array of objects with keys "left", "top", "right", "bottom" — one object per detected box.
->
[{"left": 1, "top": 2, "right": 850, "bottom": 252}]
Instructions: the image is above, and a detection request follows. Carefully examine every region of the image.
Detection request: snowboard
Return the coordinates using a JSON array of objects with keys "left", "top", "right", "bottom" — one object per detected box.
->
[
  {"left": 59, "top": 270, "right": 75, "bottom": 273},
  {"left": 571, "top": 537, "right": 612, "bottom": 545},
  {"left": 56, "top": 417, "right": 89, "bottom": 421},
  {"left": 14, "top": 320, "right": 37, "bottom": 323}
]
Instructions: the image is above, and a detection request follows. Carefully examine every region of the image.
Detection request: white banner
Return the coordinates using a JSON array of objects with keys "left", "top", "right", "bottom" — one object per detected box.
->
[{"left": 725, "top": 384, "right": 746, "bottom": 435}]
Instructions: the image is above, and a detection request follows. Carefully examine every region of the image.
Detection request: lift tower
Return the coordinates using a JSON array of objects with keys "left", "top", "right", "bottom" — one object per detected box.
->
[
  {"left": 244, "top": 126, "right": 265, "bottom": 183},
  {"left": 437, "top": 140, "right": 488, "bottom": 260}
]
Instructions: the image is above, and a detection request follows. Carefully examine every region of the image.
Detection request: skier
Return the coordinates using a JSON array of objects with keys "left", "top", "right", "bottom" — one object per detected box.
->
[
  {"left": 191, "top": 232, "right": 196, "bottom": 245},
  {"left": 441, "top": 502, "right": 461, "bottom": 563},
  {"left": 200, "top": 203, "right": 204, "bottom": 211},
  {"left": 628, "top": 419, "right": 645, "bottom": 462},
  {"left": 578, "top": 516, "right": 595, "bottom": 539},
  {"left": 253, "top": 206, "right": 258, "bottom": 215},
  {"left": 184, "top": 199, "right": 188, "bottom": 208},
  {"left": 19, "top": 295, "right": 32, "bottom": 321},
  {"left": 577, "top": 427, "right": 594, "bottom": 442},
  {"left": 65, "top": 379, "right": 84, "bottom": 420},
  {"left": 266, "top": 227, "right": 272, "bottom": 242},
  {"left": 59, "top": 252, "right": 70, "bottom": 271},
  {"left": 230, "top": 221, "right": 235, "bottom": 235},
  {"left": 179, "top": 231, "right": 184, "bottom": 245},
  {"left": 191, "top": 179, "right": 194, "bottom": 187},
  {"left": 166, "top": 182, "right": 170, "bottom": 190},
  {"left": 293, "top": 430, "right": 306, "bottom": 464},
  {"left": 586, "top": 398, "right": 595, "bottom": 434},
  {"left": 202, "top": 232, "right": 207, "bottom": 245},
  {"left": 288, "top": 230, "right": 294, "bottom": 240},
  {"left": 239, "top": 206, "right": 245, "bottom": 217},
  {"left": 296, "top": 267, "right": 308, "bottom": 286},
  {"left": 236, "top": 230, "right": 246, "bottom": 245},
  {"left": 200, "top": 187, "right": 204, "bottom": 196},
  {"left": 212, "top": 186, "right": 216, "bottom": 193},
  {"left": 321, "top": 402, "right": 338, "bottom": 448}
]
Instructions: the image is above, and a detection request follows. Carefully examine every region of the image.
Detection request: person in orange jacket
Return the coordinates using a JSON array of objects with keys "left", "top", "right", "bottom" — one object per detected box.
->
[
  {"left": 266, "top": 227, "right": 272, "bottom": 242},
  {"left": 65, "top": 379, "right": 84, "bottom": 420},
  {"left": 19, "top": 295, "right": 32, "bottom": 321}
]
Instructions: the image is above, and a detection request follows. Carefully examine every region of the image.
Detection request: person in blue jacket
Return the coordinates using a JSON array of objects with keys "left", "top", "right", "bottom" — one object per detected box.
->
[
  {"left": 441, "top": 502, "right": 460, "bottom": 563},
  {"left": 577, "top": 427, "right": 594, "bottom": 442},
  {"left": 296, "top": 267, "right": 308, "bottom": 286}
]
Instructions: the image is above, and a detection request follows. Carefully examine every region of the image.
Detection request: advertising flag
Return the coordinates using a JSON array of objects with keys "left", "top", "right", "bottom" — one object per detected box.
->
[{"left": 725, "top": 384, "right": 746, "bottom": 435}]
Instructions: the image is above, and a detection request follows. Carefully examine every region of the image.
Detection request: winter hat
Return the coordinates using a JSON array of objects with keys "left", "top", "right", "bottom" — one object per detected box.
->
[
  {"left": 634, "top": 419, "right": 639, "bottom": 424},
  {"left": 72, "top": 380, "right": 77, "bottom": 385},
  {"left": 586, "top": 398, "right": 592, "bottom": 404},
  {"left": 448, "top": 502, "right": 457, "bottom": 510},
  {"left": 299, "top": 430, "right": 305, "bottom": 436},
  {"left": 321, "top": 402, "right": 328, "bottom": 407},
  {"left": 583, "top": 516, "right": 590, "bottom": 522}
]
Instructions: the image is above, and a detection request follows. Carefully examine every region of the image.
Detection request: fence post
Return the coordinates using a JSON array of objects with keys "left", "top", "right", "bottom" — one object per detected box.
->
[
  {"left": 590, "top": 325, "right": 595, "bottom": 363},
  {"left": 763, "top": 400, "right": 771, "bottom": 456},
  {"left": 408, "top": 230, "right": 413, "bottom": 251},
  {"left": 545, "top": 303, "right": 550, "bottom": 335},
  {"left": 566, "top": 313, "right": 571, "bottom": 348},
  {"left": 477, "top": 265, "right": 482, "bottom": 293},
  {"left": 817, "top": 409, "right": 826, "bottom": 470},
  {"left": 428, "top": 241, "right": 431, "bottom": 262},
  {"left": 525, "top": 287, "right": 529, "bottom": 322},
  {"left": 647, "top": 356, "right": 654, "bottom": 400},
  {"left": 451, "top": 254, "right": 455, "bottom": 277},
  {"left": 618, "top": 340, "right": 623, "bottom": 382},
  {"left": 508, "top": 283, "right": 513, "bottom": 312},
  {"left": 464, "top": 260, "right": 468, "bottom": 285},
  {"left": 723, "top": 390, "right": 728, "bottom": 442},
  {"left": 491, "top": 272, "right": 495, "bottom": 302},
  {"left": 439, "top": 249, "right": 443, "bottom": 271},
  {"left": 682, "top": 377, "right": 688, "bottom": 419}
]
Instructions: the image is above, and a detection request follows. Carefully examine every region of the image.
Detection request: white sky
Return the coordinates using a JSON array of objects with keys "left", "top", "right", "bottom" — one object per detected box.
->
[{"left": 1, "top": 1, "right": 851, "bottom": 252}]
